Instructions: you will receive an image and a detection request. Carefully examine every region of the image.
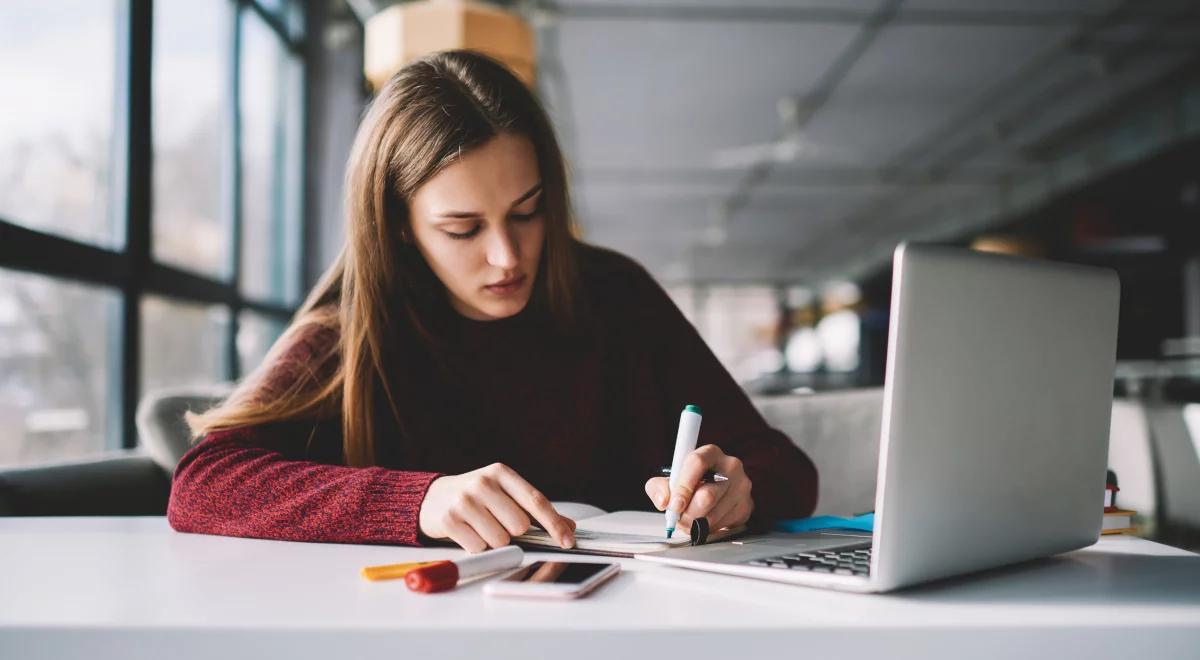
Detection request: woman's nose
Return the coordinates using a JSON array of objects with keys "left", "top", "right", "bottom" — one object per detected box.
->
[{"left": 486, "top": 227, "right": 519, "bottom": 269}]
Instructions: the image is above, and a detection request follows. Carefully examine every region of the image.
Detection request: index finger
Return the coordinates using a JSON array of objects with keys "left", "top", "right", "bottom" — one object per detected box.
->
[
  {"left": 668, "top": 445, "right": 723, "bottom": 514},
  {"left": 496, "top": 468, "right": 576, "bottom": 549}
]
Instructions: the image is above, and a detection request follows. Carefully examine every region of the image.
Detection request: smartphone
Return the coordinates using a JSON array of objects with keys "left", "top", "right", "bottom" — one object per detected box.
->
[{"left": 482, "top": 561, "right": 620, "bottom": 599}]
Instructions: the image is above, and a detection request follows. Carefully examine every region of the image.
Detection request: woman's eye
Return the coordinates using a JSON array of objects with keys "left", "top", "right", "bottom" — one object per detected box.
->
[
  {"left": 442, "top": 207, "right": 540, "bottom": 240},
  {"left": 445, "top": 226, "right": 481, "bottom": 240},
  {"left": 510, "top": 208, "right": 543, "bottom": 222}
]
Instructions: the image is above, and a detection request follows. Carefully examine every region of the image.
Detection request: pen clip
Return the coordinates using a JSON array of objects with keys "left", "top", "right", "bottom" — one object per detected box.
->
[{"left": 659, "top": 467, "right": 728, "bottom": 483}]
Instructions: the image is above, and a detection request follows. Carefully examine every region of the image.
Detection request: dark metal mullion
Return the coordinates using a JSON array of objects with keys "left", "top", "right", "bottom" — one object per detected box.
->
[
  {"left": 144, "top": 263, "right": 236, "bottom": 307},
  {"left": 121, "top": 0, "right": 153, "bottom": 450},
  {"left": 0, "top": 219, "right": 129, "bottom": 288},
  {"left": 227, "top": 3, "right": 245, "bottom": 382},
  {"left": 145, "top": 271, "right": 302, "bottom": 321},
  {"left": 240, "top": 298, "right": 295, "bottom": 321},
  {"left": 0, "top": 217, "right": 292, "bottom": 319}
]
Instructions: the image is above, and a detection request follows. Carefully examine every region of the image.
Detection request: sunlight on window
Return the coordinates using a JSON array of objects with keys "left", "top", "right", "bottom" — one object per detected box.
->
[
  {"left": 240, "top": 9, "right": 304, "bottom": 305},
  {"left": 152, "top": 0, "right": 232, "bottom": 278},
  {"left": 0, "top": 2, "right": 118, "bottom": 246},
  {"left": 0, "top": 268, "right": 119, "bottom": 466},
  {"left": 141, "top": 296, "right": 230, "bottom": 395}
]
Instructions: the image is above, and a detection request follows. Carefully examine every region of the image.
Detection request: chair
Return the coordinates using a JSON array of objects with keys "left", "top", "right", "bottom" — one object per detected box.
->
[
  {"left": 1144, "top": 402, "right": 1200, "bottom": 530},
  {"left": 0, "top": 385, "right": 231, "bottom": 516},
  {"left": 135, "top": 384, "right": 234, "bottom": 473},
  {"left": 753, "top": 388, "right": 884, "bottom": 517}
]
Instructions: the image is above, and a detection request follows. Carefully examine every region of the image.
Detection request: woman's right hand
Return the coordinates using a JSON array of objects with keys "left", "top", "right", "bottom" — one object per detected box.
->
[{"left": 418, "top": 463, "right": 576, "bottom": 552}]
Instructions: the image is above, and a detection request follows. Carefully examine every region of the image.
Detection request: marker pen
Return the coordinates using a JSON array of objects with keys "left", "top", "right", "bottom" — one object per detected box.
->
[
  {"left": 404, "top": 545, "right": 524, "bottom": 594},
  {"left": 360, "top": 560, "right": 439, "bottom": 581},
  {"left": 665, "top": 404, "right": 703, "bottom": 538}
]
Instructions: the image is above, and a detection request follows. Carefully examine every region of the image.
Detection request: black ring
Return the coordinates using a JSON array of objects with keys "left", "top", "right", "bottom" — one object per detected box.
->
[{"left": 690, "top": 517, "right": 710, "bottom": 545}]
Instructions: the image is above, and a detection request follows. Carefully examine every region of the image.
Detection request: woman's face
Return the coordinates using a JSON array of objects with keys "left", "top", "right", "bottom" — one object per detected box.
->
[{"left": 408, "top": 133, "right": 545, "bottom": 321}]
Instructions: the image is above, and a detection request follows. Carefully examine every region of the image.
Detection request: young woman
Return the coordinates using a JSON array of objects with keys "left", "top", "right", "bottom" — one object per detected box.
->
[{"left": 168, "top": 50, "right": 818, "bottom": 553}]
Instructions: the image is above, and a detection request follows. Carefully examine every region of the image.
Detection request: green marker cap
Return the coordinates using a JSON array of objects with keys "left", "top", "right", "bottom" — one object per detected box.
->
[{"left": 684, "top": 404, "right": 702, "bottom": 415}]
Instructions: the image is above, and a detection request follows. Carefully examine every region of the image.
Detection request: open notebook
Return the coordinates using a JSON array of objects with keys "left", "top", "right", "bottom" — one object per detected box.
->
[{"left": 514, "top": 502, "right": 744, "bottom": 558}]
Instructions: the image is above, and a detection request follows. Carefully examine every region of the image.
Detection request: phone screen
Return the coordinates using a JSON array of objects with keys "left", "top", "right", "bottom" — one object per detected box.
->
[{"left": 499, "top": 561, "right": 614, "bottom": 584}]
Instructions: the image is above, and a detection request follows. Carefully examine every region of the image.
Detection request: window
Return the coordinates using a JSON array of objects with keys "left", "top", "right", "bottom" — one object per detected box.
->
[
  {"left": 0, "top": 1, "right": 307, "bottom": 465},
  {"left": 237, "top": 310, "right": 287, "bottom": 376},
  {"left": 152, "top": 0, "right": 233, "bottom": 279},
  {"left": 141, "top": 296, "right": 230, "bottom": 395},
  {"left": 0, "top": 2, "right": 120, "bottom": 249},
  {"left": 0, "top": 269, "right": 120, "bottom": 467},
  {"left": 240, "top": 9, "right": 304, "bottom": 306}
]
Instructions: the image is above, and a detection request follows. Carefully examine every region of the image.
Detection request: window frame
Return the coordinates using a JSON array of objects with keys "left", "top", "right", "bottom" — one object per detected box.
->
[{"left": 0, "top": 0, "right": 308, "bottom": 452}]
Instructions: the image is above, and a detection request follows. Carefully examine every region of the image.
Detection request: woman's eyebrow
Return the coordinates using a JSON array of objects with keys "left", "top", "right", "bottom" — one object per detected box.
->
[{"left": 436, "top": 182, "right": 543, "bottom": 219}]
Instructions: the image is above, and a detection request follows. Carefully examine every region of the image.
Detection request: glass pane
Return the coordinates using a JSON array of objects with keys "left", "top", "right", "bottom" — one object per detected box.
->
[
  {"left": 0, "top": 2, "right": 119, "bottom": 247},
  {"left": 141, "top": 296, "right": 230, "bottom": 395},
  {"left": 152, "top": 0, "right": 233, "bottom": 279},
  {"left": 237, "top": 311, "right": 287, "bottom": 376},
  {"left": 240, "top": 9, "right": 303, "bottom": 305},
  {"left": 0, "top": 269, "right": 120, "bottom": 466}
]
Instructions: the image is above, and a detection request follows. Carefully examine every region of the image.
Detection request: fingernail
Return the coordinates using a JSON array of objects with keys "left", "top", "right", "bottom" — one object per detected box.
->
[
  {"left": 561, "top": 533, "right": 575, "bottom": 549},
  {"left": 658, "top": 493, "right": 668, "bottom": 509}
]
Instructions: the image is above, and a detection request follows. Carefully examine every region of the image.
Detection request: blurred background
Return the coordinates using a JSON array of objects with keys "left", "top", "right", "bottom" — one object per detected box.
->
[{"left": 1, "top": 0, "right": 1198, "bottom": 545}]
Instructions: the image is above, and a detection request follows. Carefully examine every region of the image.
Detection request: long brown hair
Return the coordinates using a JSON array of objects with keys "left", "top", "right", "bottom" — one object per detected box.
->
[{"left": 187, "top": 50, "right": 581, "bottom": 467}]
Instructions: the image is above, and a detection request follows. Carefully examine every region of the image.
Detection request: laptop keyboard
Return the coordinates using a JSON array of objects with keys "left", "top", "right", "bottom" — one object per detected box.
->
[{"left": 745, "top": 546, "right": 872, "bottom": 576}]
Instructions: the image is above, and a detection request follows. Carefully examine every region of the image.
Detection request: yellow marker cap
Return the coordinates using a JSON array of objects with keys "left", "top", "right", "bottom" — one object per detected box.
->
[{"left": 360, "top": 561, "right": 439, "bottom": 582}]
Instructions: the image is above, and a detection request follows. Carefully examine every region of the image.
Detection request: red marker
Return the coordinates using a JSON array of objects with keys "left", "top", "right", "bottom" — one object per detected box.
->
[{"left": 405, "top": 545, "right": 524, "bottom": 594}]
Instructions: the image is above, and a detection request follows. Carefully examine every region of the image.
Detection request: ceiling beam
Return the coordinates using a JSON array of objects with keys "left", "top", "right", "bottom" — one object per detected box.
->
[
  {"left": 779, "top": 0, "right": 1193, "bottom": 278},
  {"left": 717, "top": 0, "right": 904, "bottom": 228},
  {"left": 539, "top": 2, "right": 1200, "bottom": 27},
  {"left": 578, "top": 165, "right": 1022, "bottom": 188},
  {"left": 831, "top": 61, "right": 1200, "bottom": 285}
]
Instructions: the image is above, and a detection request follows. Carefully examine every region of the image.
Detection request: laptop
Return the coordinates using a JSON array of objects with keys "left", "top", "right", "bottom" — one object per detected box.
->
[{"left": 637, "top": 243, "right": 1121, "bottom": 593}]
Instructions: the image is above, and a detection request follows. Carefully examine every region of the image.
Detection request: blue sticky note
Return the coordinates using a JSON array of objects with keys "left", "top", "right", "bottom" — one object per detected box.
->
[{"left": 775, "top": 513, "right": 874, "bottom": 533}]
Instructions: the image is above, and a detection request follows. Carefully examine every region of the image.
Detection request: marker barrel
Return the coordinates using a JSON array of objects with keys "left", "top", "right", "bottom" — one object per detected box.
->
[
  {"left": 456, "top": 545, "right": 524, "bottom": 580},
  {"left": 405, "top": 545, "right": 524, "bottom": 594},
  {"left": 667, "top": 406, "right": 703, "bottom": 493},
  {"left": 665, "top": 405, "right": 703, "bottom": 537}
]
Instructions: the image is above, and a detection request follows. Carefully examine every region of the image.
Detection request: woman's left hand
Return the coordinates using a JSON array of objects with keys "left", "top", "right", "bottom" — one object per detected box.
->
[{"left": 644, "top": 444, "right": 754, "bottom": 532}]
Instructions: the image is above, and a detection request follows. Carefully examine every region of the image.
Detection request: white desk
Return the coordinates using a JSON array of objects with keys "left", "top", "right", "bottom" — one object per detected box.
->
[{"left": 1, "top": 517, "right": 1198, "bottom": 659}]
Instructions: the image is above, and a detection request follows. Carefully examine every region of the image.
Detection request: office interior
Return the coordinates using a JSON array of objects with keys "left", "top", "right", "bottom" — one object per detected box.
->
[{"left": 1, "top": 0, "right": 1199, "bottom": 557}]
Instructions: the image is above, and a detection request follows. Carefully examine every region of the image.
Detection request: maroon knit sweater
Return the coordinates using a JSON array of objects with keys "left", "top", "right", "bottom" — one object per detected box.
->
[{"left": 167, "top": 245, "right": 818, "bottom": 546}]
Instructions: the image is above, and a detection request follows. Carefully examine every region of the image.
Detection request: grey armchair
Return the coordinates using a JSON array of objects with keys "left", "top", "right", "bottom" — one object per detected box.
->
[
  {"left": 0, "top": 454, "right": 171, "bottom": 516},
  {"left": 136, "top": 384, "right": 233, "bottom": 473}
]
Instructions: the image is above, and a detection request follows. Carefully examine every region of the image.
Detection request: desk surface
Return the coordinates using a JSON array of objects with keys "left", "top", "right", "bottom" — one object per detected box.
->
[{"left": 2, "top": 517, "right": 1198, "bottom": 659}]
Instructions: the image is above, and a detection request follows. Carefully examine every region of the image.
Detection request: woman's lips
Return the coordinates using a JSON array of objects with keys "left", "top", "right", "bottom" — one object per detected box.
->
[{"left": 484, "top": 274, "right": 526, "bottom": 295}]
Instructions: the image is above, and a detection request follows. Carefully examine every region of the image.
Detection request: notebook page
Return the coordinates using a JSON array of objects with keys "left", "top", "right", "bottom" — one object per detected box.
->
[
  {"left": 516, "top": 510, "right": 692, "bottom": 555},
  {"left": 552, "top": 501, "right": 609, "bottom": 522}
]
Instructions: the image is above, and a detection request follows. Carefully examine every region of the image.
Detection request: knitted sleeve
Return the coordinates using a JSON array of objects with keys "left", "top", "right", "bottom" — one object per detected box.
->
[{"left": 166, "top": 323, "right": 440, "bottom": 545}]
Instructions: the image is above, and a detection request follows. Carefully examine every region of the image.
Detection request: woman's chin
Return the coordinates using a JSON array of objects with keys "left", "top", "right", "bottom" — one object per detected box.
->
[{"left": 460, "top": 295, "right": 530, "bottom": 321}]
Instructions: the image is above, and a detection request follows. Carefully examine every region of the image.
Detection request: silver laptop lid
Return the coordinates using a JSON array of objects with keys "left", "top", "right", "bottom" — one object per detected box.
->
[{"left": 871, "top": 244, "right": 1120, "bottom": 591}]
